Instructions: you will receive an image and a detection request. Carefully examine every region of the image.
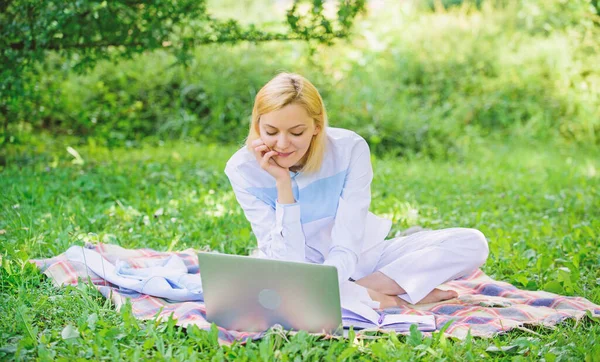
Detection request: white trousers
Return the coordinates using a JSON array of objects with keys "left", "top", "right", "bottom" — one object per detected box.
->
[{"left": 367, "top": 228, "right": 489, "bottom": 304}]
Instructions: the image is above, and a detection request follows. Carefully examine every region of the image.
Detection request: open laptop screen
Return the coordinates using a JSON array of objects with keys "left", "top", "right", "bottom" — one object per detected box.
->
[{"left": 198, "top": 252, "right": 342, "bottom": 334}]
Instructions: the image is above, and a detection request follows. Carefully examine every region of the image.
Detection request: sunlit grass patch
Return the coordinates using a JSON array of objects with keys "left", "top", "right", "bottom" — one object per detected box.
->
[{"left": 1, "top": 139, "right": 599, "bottom": 360}]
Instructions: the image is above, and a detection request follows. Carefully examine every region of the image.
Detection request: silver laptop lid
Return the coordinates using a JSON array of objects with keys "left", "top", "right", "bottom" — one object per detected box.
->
[{"left": 198, "top": 252, "right": 342, "bottom": 334}]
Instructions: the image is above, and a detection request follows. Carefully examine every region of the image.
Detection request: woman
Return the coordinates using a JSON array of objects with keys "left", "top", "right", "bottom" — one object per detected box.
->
[{"left": 224, "top": 73, "right": 489, "bottom": 308}]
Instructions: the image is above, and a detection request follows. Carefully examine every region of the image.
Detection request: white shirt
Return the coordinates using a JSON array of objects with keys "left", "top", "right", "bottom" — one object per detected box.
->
[{"left": 224, "top": 127, "right": 392, "bottom": 283}]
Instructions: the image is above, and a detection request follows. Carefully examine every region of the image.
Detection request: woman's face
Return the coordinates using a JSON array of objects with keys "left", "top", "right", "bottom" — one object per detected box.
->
[{"left": 259, "top": 103, "right": 320, "bottom": 169}]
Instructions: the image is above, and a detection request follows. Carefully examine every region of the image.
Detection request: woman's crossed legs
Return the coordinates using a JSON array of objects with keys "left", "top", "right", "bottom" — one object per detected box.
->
[{"left": 355, "top": 228, "right": 489, "bottom": 308}]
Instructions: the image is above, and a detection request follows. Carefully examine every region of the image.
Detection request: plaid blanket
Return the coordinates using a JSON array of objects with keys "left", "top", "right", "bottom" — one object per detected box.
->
[{"left": 31, "top": 243, "right": 600, "bottom": 344}]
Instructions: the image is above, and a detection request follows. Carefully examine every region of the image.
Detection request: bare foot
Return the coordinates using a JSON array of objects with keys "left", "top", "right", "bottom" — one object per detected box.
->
[
  {"left": 417, "top": 288, "right": 458, "bottom": 304},
  {"left": 366, "top": 288, "right": 409, "bottom": 309},
  {"left": 367, "top": 288, "right": 458, "bottom": 308}
]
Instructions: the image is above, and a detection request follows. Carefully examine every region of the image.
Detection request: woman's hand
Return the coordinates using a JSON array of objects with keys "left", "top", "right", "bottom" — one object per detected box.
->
[{"left": 251, "top": 139, "right": 290, "bottom": 182}]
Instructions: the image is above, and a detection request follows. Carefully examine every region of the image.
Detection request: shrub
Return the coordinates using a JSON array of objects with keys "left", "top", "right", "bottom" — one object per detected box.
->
[{"left": 9, "top": 0, "right": 600, "bottom": 156}]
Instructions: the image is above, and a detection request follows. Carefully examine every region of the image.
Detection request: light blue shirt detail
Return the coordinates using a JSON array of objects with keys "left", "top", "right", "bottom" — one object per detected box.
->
[
  {"left": 247, "top": 169, "right": 347, "bottom": 224},
  {"left": 246, "top": 185, "right": 299, "bottom": 209}
]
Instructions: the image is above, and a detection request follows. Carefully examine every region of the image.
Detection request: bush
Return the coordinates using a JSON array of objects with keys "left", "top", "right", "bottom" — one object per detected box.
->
[{"left": 9, "top": 0, "right": 600, "bottom": 156}]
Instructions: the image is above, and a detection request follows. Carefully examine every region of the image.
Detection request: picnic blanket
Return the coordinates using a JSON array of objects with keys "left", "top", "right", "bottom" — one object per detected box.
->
[{"left": 31, "top": 243, "right": 600, "bottom": 344}]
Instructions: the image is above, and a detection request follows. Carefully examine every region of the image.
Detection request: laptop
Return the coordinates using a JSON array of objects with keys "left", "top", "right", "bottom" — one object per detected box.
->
[{"left": 197, "top": 252, "right": 343, "bottom": 334}]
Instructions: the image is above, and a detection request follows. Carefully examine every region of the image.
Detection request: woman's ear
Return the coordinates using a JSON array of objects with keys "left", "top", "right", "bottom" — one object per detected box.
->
[{"left": 313, "top": 122, "right": 321, "bottom": 136}]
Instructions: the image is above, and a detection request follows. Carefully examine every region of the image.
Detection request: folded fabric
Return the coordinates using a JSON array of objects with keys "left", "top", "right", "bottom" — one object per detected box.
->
[
  {"left": 31, "top": 243, "right": 600, "bottom": 345},
  {"left": 64, "top": 245, "right": 203, "bottom": 302}
]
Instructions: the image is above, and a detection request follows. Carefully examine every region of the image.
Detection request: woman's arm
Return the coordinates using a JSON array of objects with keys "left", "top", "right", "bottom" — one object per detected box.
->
[
  {"left": 225, "top": 165, "right": 306, "bottom": 262},
  {"left": 276, "top": 176, "right": 295, "bottom": 204},
  {"left": 324, "top": 138, "right": 374, "bottom": 283}
]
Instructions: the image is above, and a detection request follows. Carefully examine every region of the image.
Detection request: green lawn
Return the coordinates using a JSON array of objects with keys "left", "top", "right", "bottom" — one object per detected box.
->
[{"left": 1, "top": 139, "right": 599, "bottom": 360}]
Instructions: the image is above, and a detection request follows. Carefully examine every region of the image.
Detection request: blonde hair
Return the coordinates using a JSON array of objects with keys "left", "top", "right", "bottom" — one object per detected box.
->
[{"left": 246, "top": 72, "right": 328, "bottom": 174}]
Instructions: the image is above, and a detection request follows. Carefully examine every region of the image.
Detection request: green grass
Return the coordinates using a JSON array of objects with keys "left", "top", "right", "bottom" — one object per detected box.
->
[{"left": 1, "top": 138, "right": 599, "bottom": 360}]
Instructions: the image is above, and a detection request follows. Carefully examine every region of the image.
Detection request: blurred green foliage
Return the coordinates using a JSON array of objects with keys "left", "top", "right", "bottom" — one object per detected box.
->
[
  {"left": 4, "top": 0, "right": 600, "bottom": 158},
  {"left": 0, "top": 0, "right": 366, "bottom": 144}
]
